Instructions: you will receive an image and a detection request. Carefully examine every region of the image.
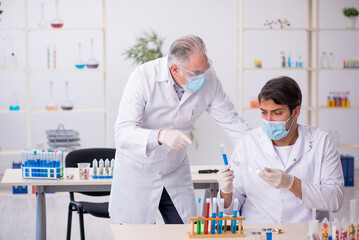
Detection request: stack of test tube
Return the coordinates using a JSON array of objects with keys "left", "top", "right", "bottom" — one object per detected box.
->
[
  {"left": 189, "top": 197, "right": 244, "bottom": 238},
  {"left": 92, "top": 158, "right": 114, "bottom": 179},
  {"left": 343, "top": 59, "right": 359, "bottom": 69},
  {"left": 21, "top": 150, "right": 63, "bottom": 179},
  {"left": 327, "top": 92, "right": 350, "bottom": 108}
]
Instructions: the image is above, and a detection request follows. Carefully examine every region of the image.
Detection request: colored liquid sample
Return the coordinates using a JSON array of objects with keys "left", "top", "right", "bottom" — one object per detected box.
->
[
  {"left": 204, "top": 201, "right": 210, "bottom": 234},
  {"left": 86, "top": 63, "right": 99, "bottom": 69},
  {"left": 349, "top": 224, "right": 355, "bottom": 240},
  {"left": 75, "top": 64, "right": 85, "bottom": 69},
  {"left": 322, "top": 222, "right": 328, "bottom": 240},
  {"left": 197, "top": 220, "right": 201, "bottom": 235},
  {"left": 9, "top": 106, "right": 20, "bottom": 111},
  {"left": 266, "top": 231, "right": 272, "bottom": 240},
  {"left": 61, "top": 106, "right": 73, "bottom": 110},
  {"left": 46, "top": 106, "right": 58, "bottom": 111},
  {"left": 51, "top": 23, "right": 63, "bottom": 28},
  {"left": 218, "top": 212, "right": 223, "bottom": 234},
  {"left": 211, "top": 213, "right": 216, "bottom": 234},
  {"left": 222, "top": 154, "right": 228, "bottom": 165},
  {"left": 232, "top": 210, "right": 237, "bottom": 234}
]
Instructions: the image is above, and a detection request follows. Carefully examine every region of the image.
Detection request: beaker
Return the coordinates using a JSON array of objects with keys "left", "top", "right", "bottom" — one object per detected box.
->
[
  {"left": 86, "top": 38, "right": 99, "bottom": 69},
  {"left": 38, "top": 2, "right": 48, "bottom": 29},
  {"left": 9, "top": 92, "right": 20, "bottom": 111},
  {"left": 75, "top": 43, "right": 85, "bottom": 69},
  {"left": 51, "top": 0, "right": 64, "bottom": 28},
  {"left": 45, "top": 81, "right": 58, "bottom": 111},
  {"left": 61, "top": 81, "right": 74, "bottom": 110}
]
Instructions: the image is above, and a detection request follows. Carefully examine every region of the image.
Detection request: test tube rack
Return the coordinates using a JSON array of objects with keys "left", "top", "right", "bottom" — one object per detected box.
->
[
  {"left": 187, "top": 216, "right": 245, "bottom": 238},
  {"left": 22, "top": 166, "right": 62, "bottom": 179}
]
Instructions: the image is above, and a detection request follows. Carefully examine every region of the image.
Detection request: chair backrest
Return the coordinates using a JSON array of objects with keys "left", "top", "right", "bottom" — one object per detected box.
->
[
  {"left": 65, "top": 148, "right": 116, "bottom": 197},
  {"left": 65, "top": 148, "right": 116, "bottom": 167}
]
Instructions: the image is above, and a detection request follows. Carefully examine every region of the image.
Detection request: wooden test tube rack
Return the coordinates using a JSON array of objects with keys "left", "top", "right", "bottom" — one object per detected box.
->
[{"left": 187, "top": 216, "right": 245, "bottom": 238}]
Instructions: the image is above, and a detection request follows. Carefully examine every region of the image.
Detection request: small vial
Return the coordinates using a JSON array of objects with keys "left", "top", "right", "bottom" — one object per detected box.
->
[
  {"left": 266, "top": 228, "right": 272, "bottom": 240},
  {"left": 256, "top": 232, "right": 262, "bottom": 240},
  {"left": 261, "top": 228, "right": 267, "bottom": 240},
  {"left": 92, "top": 159, "right": 98, "bottom": 177},
  {"left": 320, "top": 51, "right": 329, "bottom": 68},
  {"left": 251, "top": 232, "right": 256, "bottom": 240},
  {"left": 99, "top": 159, "right": 104, "bottom": 176}
]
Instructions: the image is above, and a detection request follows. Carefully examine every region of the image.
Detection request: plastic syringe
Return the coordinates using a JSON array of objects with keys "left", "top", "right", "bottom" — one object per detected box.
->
[{"left": 219, "top": 144, "right": 228, "bottom": 165}]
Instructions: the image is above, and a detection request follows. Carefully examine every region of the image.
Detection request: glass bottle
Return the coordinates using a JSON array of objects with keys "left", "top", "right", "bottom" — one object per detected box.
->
[
  {"left": 61, "top": 81, "right": 74, "bottom": 110},
  {"left": 38, "top": 2, "right": 48, "bottom": 29},
  {"left": 45, "top": 81, "right": 58, "bottom": 111},
  {"left": 75, "top": 43, "right": 85, "bottom": 69},
  {"left": 320, "top": 51, "right": 329, "bottom": 68},
  {"left": 51, "top": 0, "right": 64, "bottom": 28},
  {"left": 9, "top": 92, "right": 20, "bottom": 111},
  {"left": 328, "top": 52, "right": 335, "bottom": 68},
  {"left": 86, "top": 38, "right": 99, "bottom": 69}
]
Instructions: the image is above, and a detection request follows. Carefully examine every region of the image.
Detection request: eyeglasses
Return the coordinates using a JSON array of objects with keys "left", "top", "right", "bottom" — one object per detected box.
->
[{"left": 180, "top": 59, "right": 212, "bottom": 77}]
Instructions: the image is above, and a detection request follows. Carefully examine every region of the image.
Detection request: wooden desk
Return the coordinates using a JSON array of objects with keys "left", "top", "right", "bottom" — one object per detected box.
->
[
  {"left": 1, "top": 165, "right": 220, "bottom": 240},
  {"left": 111, "top": 223, "right": 309, "bottom": 240}
]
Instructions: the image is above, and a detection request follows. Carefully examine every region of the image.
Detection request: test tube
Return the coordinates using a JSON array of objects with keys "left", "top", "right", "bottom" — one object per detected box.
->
[
  {"left": 211, "top": 198, "right": 217, "bottom": 234},
  {"left": 218, "top": 199, "right": 224, "bottom": 234},
  {"left": 266, "top": 228, "right": 272, "bottom": 240},
  {"left": 110, "top": 158, "right": 115, "bottom": 176},
  {"left": 349, "top": 200, "right": 356, "bottom": 240},
  {"left": 219, "top": 144, "right": 228, "bottom": 166},
  {"left": 232, "top": 198, "right": 239, "bottom": 234},
  {"left": 322, "top": 217, "right": 329, "bottom": 240},
  {"left": 99, "top": 159, "right": 104, "bottom": 177},
  {"left": 204, "top": 198, "right": 210, "bottom": 234},
  {"left": 341, "top": 218, "right": 348, "bottom": 240},
  {"left": 197, "top": 198, "right": 202, "bottom": 235},
  {"left": 105, "top": 158, "right": 110, "bottom": 176},
  {"left": 92, "top": 159, "right": 98, "bottom": 178}
]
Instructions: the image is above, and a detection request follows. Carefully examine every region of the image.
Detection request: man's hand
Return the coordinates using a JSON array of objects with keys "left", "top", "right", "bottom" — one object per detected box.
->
[
  {"left": 259, "top": 167, "right": 294, "bottom": 189},
  {"left": 217, "top": 165, "right": 234, "bottom": 194},
  {"left": 158, "top": 130, "right": 192, "bottom": 150}
]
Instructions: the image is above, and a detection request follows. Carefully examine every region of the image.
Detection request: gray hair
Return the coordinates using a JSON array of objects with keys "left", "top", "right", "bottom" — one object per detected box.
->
[{"left": 167, "top": 34, "right": 207, "bottom": 67}]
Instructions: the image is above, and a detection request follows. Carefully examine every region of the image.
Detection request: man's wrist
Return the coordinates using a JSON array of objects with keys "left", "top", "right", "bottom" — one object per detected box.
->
[{"left": 158, "top": 130, "right": 166, "bottom": 145}]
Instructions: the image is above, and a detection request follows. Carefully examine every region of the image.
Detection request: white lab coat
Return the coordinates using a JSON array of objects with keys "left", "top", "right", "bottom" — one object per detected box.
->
[
  {"left": 109, "top": 57, "right": 249, "bottom": 224},
  {"left": 222, "top": 124, "right": 344, "bottom": 223}
]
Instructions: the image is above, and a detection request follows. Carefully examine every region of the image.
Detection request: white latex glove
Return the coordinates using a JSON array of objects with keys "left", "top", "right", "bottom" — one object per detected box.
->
[
  {"left": 159, "top": 130, "right": 192, "bottom": 150},
  {"left": 258, "top": 167, "right": 294, "bottom": 189},
  {"left": 216, "top": 165, "right": 234, "bottom": 194}
]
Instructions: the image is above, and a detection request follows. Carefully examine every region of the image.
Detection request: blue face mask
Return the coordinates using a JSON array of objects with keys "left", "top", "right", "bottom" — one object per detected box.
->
[
  {"left": 182, "top": 74, "right": 207, "bottom": 92},
  {"left": 262, "top": 113, "right": 295, "bottom": 140}
]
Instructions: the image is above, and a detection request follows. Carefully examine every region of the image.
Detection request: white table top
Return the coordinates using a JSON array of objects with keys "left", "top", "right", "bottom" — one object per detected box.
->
[
  {"left": 1, "top": 165, "right": 220, "bottom": 186},
  {"left": 111, "top": 223, "right": 309, "bottom": 240}
]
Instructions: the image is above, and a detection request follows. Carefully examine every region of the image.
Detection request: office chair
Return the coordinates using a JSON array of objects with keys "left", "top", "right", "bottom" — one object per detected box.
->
[{"left": 65, "top": 148, "right": 116, "bottom": 240}]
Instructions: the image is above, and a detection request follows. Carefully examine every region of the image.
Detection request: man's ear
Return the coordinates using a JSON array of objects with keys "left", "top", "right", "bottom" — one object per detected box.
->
[{"left": 294, "top": 105, "right": 301, "bottom": 119}]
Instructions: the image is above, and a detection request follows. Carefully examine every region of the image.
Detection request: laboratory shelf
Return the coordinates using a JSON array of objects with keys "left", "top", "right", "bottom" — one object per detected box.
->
[
  {"left": 318, "top": 28, "right": 359, "bottom": 32},
  {"left": 241, "top": 67, "right": 313, "bottom": 71},
  {"left": 28, "top": 27, "right": 104, "bottom": 32},
  {"left": 29, "top": 68, "right": 105, "bottom": 73},
  {"left": 0, "top": 69, "right": 26, "bottom": 72},
  {"left": 0, "top": 149, "right": 24, "bottom": 155},
  {"left": 241, "top": 28, "right": 312, "bottom": 32},
  {"left": 0, "top": 109, "right": 27, "bottom": 114},
  {"left": 30, "top": 108, "right": 106, "bottom": 114},
  {"left": 338, "top": 144, "right": 359, "bottom": 149},
  {"left": 319, "top": 106, "right": 359, "bottom": 110},
  {"left": 0, "top": 28, "right": 26, "bottom": 31},
  {"left": 317, "top": 68, "right": 359, "bottom": 71}
]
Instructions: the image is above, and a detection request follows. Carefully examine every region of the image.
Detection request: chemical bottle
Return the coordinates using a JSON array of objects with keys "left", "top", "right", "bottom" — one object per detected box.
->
[
  {"left": 105, "top": 158, "right": 110, "bottom": 176},
  {"left": 92, "top": 159, "right": 98, "bottom": 177},
  {"left": 99, "top": 159, "right": 104, "bottom": 176}
]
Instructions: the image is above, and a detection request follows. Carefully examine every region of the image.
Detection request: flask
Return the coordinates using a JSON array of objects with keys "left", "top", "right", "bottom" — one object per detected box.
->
[
  {"left": 51, "top": 0, "right": 64, "bottom": 28},
  {"left": 61, "top": 81, "right": 74, "bottom": 110},
  {"left": 38, "top": 2, "right": 48, "bottom": 29},
  {"left": 86, "top": 38, "right": 99, "bottom": 69},
  {"left": 320, "top": 51, "right": 329, "bottom": 68},
  {"left": 9, "top": 92, "right": 20, "bottom": 111}
]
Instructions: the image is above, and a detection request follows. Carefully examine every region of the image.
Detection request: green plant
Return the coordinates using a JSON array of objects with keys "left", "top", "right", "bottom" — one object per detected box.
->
[
  {"left": 123, "top": 31, "right": 164, "bottom": 65},
  {"left": 343, "top": 7, "right": 359, "bottom": 17},
  {"left": 0, "top": 2, "right": 3, "bottom": 20}
]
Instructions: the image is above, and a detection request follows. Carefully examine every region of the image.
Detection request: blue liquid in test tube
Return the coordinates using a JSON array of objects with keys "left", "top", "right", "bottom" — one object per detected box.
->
[
  {"left": 232, "top": 198, "right": 239, "bottom": 234},
  {"left": 211, "top": 198, "right": 217, "bottom": 234},
  {"left": 218, "top": 198, "right": 224, "bottom": 234},
  {"left": 220, "top": 144, "right": 228, "bottom": 165}
]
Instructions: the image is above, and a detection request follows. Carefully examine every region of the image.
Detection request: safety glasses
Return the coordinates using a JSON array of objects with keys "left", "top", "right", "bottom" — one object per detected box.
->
[{"left": 180, "top": 59, "right": 212, "bottom": 77}]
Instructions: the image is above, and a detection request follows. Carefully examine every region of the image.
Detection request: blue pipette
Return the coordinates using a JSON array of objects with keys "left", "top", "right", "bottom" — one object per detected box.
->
[{"left": 220, "top": 144, "right": 228, "bottom": 165}]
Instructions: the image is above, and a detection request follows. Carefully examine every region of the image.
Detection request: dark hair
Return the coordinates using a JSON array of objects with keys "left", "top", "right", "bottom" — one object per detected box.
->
[{"left": 258, "top": 76, "right": 302, "bottom": 114}]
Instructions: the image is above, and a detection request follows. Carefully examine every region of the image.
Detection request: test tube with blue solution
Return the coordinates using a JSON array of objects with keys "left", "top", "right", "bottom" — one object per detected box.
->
[
  {"left": 232, "top": 198, "right": 239, "bottom": 234},
  {"left": 218, "top": 198, "right": 224, "bottom": 234},
  {"left": 219, "top": 144, "right": 228, "bottom": 166},
  {"left": 197, "top": 198, "right": 202, "bottom": 234},
  {"left": 211, "top": 198, "right": 217, "bottom": 234}
]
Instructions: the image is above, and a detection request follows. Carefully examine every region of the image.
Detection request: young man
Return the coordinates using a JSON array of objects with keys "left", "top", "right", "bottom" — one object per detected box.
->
[{"left": 217, "top": 76, "right": 344, "bottom": 223}]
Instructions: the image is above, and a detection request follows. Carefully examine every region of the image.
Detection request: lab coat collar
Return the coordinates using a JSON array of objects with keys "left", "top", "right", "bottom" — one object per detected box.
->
[{"left": 259, "top": 124, "right": 314, "bottom": 171}]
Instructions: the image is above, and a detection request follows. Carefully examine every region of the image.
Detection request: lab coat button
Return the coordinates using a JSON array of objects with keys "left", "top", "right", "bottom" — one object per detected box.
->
[{"left": 293, "top": 158, "right": 296, "bottom": 162}]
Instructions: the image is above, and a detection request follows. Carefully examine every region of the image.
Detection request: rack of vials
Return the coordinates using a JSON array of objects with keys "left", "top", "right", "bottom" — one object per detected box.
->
[
  {"left": 187, "top": 198, "right": 245, "bottom": 238},
  {"left": 21, "top": 150, "right": 63, "bottom": 179}
]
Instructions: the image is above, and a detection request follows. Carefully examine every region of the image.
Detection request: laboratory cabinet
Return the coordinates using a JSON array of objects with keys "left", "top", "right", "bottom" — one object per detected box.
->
[
  {"left": 0, "top": 0, "right": 108, "bottom": 155},
  {"left": 236, "top": 0, "right": 359, "bottom": 163}
]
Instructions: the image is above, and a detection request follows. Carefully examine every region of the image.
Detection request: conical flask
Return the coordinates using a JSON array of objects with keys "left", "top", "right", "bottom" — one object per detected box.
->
[
  {"left": 38, "top": 3, "right": 48, "bottom": 29},
  {"left": 45, "top": 81, "right": 58, "bottom": 111},
  {"left": 86, "top": 38, "right": 99, "bottom": 69},
  {"left": 61, "top": 81, "right": 74, "bottom": 110},
  {"left": 75, "top": 43, "right": 85, "bottom": 69},
  {"left": 9, "top": 92, "right": 20, "bottom": 111},
  {"left": 51, "top": 0, "right": 64, "bottom": 28}
]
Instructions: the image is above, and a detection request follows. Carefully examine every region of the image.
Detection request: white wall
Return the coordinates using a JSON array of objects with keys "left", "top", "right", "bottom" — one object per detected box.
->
[{"left": 0, "top": 0, "right": 359, "bottom": 171}]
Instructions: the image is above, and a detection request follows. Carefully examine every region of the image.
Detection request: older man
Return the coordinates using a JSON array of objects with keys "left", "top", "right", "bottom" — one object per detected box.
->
[{"left": 109, "top": 35, "right": 250, "bottom": 224}]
